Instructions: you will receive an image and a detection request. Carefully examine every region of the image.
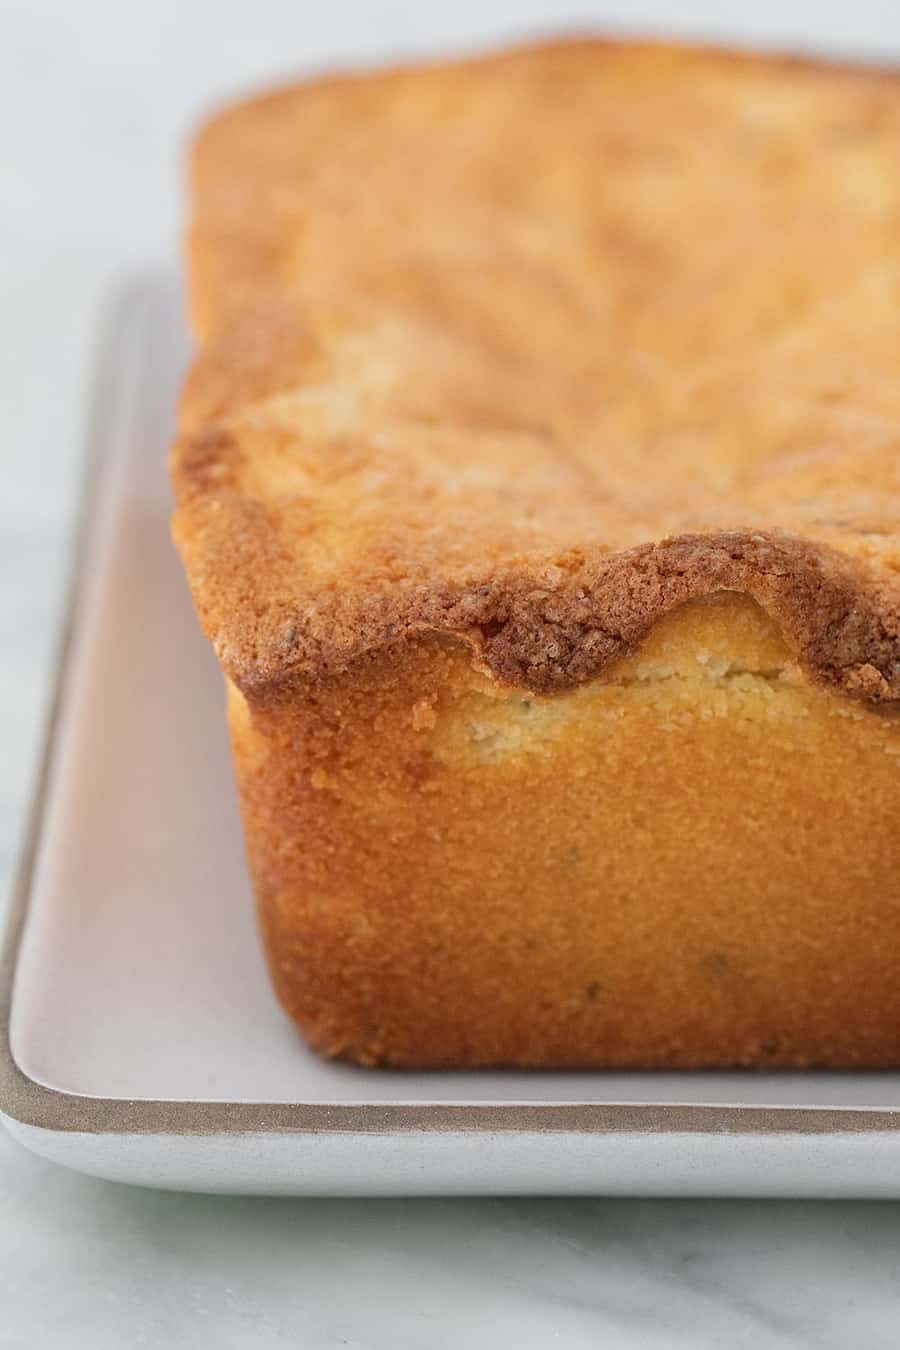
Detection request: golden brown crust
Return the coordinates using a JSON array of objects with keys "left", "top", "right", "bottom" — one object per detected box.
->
[{"left": 173, "top": 37, "right": 900, "bottom": 708}]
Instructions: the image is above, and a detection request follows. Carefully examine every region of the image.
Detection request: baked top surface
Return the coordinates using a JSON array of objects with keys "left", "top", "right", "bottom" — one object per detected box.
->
[{"left": 172, "top": 38, "right": 900, "bottom": 702}]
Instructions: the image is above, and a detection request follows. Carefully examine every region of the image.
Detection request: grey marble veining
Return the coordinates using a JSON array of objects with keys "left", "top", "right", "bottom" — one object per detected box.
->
[
  {"left": 3, "top": 1126, "right": 900, "bottom": 1348},
  {"left": 3, "top": 1, "right": 900, "bottom": 1344}
]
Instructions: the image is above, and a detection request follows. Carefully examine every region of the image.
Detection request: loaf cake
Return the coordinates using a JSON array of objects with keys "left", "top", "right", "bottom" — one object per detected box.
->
[{"left": 171, "top": 38, "right": 900, "bottom": 1068}]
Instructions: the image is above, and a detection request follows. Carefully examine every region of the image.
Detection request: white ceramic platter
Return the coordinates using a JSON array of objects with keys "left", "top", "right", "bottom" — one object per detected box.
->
[{"left": 4, "top": 277, "right": 900, "bottom": 1196}]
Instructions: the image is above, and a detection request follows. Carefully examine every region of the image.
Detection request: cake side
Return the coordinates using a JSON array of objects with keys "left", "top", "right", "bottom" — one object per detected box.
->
[
  {"left": 230, "top": 595, "right": 900, "bottom": 1068},
  {"left": 173, "top": 37, "right": 900, "bottom": 708}
]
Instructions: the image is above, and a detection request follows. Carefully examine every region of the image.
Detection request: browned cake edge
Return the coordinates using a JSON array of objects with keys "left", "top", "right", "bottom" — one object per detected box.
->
[{"left": 172, "top": 424, "right": 900, "bottom": 707}]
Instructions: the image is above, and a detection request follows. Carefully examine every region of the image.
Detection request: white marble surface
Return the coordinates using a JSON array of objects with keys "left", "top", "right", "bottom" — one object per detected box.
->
[{"left": 3, "top": 0, "right": 900, "bottom": 1343}]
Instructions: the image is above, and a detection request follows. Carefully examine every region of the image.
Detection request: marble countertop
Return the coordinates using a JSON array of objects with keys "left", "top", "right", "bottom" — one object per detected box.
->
[{"left": 3, "top": 1, "right": 900, "bottom": 1343}]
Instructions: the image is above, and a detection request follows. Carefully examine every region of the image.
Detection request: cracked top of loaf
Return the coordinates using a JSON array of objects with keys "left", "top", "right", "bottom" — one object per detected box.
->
[{"left": 171, "top": 38, "right": 900, "bottom": 704}]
